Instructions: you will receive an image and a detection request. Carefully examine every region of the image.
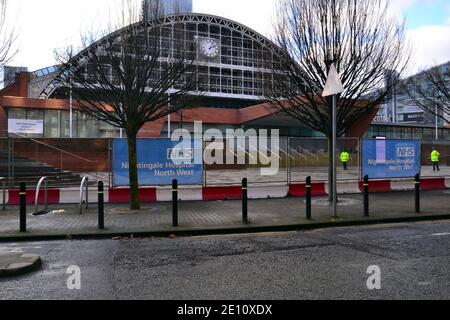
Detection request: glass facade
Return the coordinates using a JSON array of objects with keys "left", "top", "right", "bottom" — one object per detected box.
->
[
  {"left": 70, "top": 14, "right": 280, "bottom": 107},
  {"left": 365, "top": 124, "right": 450, "bottom": 140},
  {"left": 8, "top": 108, "right": 121, "bottom": 138}
]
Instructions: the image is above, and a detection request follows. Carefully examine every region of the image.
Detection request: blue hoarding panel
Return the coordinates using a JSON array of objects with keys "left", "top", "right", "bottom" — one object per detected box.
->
[
  {"left": 112, "top": 139, "right": 203, "bottom": 186},
  {"left": 362, "top": 139, "right": 421, "bottom": 179}
]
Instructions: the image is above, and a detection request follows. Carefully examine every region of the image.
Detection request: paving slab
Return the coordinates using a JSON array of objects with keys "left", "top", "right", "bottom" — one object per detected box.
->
[{"left": 0, "top": 253, "right": 42, "bottom": 277}]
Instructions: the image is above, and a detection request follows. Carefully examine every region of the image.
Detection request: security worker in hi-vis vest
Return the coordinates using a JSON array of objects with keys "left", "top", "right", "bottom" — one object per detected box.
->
[
  {"left": 340, "top": 150, "right": 350, "bottom": 171},
  {"left": 431, "top": 147, "right": 440, "bottom": 172}
]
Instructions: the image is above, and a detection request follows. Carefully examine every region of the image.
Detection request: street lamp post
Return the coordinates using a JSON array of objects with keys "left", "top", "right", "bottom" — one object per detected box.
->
[{"left": 322, "top": 63, "right": 344, "bottom": 218}]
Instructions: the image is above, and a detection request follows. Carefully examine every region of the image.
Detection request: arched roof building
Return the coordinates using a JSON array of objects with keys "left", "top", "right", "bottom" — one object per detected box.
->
[
  {"left": 0, "top": 12, "right": 378, "bottom": 139},
  {"left": 35, "top": 13, "right": 283, "bottom": 109}
]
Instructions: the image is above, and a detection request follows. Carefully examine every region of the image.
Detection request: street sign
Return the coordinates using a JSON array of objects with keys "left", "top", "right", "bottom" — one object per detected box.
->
[
  {"left": 322, "top": 64, "right": 344, "bottom": 97},
  {"left": 112, "top": 139, "right": 203, "bottom": 186},
  {"left": 8, "top": 119, "right": 44, "bottom": 135},
  {"left": 362, "top": 139, "right": 421, "bottom": 179}
]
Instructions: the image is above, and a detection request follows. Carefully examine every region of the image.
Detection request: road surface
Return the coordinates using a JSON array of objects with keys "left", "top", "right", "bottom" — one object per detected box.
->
[{"left": 0, "top": 220, "right": 449, "bottom": 300}]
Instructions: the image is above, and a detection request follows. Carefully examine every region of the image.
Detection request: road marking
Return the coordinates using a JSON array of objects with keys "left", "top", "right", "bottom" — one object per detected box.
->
[
  {"left": 430, "top": 233, "right": 450, "bottom": 237},
  {"left": 0, "top": 246, "right": 42, "bottom": 254}
]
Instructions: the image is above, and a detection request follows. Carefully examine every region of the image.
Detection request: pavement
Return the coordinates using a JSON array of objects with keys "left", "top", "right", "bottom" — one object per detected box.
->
[
  {"left": 0, "top": 253, "right": 41, "bottom": 278},
  {"left": 0, "top": 189, "right": 448, "bottom": 242}
]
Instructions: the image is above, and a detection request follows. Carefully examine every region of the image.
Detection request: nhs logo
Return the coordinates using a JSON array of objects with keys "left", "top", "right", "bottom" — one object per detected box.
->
[
  {"left": 167, "top": 148, "right": 194, "bottom": 161},
  {"left": 397, "top": 147, "right": 415, "bottom": 157}
]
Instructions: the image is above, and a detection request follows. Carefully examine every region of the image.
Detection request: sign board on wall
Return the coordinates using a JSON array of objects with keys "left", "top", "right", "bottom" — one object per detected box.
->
[
  {"left": 112, "top": 139, "right": 203, "bottom": 186},
  {"left": 362, "top": 139, "right": 421, "bottom": 179},
  {"left": 8, "top": 119, "right": 44, "bottom": 135}
]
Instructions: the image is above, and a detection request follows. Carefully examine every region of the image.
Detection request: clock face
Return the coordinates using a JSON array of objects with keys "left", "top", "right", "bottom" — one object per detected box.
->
[{"left": 199, "top": 38, "right": 219, "bottom": 58}]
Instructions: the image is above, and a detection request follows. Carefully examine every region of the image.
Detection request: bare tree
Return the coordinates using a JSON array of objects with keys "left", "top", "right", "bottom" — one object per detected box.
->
[
  {"left": 57, "top": 4, "right": 197, "bottom": 210},
  {"left": 0, "top": 0, "right": 18, "bottom": 79},
  {"left": 267, "top": 0, "right": 410, "bottom": 200},
  {"left": 403, "top": 63, "right": 450, "bottom": 123}
]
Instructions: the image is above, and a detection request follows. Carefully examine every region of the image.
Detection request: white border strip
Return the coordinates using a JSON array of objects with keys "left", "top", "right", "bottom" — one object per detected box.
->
[
  {"left": 248, "top": 185, "right": 288, "bottom": 199},
  {"left": 156, "top": 187, "right": 203, "bottom": 202},
  {"left": 335, "top": 181, "right": 361, "bottom": 194},
  {"left": 445, "top": 178, "right": 450, "bottom": 189},
  {"left": 390, "top": 180, "right": 415, "bottom": 192},
  {"left": 59, "top": 188, "right": 109, "bottom": 204}
]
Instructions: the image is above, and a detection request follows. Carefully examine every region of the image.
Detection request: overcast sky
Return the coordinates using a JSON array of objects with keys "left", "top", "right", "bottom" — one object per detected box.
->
[{"left": 6, "top": 0, "right": 450, "bottom": 75}]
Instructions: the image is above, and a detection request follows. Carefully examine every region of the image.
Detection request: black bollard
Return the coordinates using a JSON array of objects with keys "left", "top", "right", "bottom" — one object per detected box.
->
[
  {"left": 172, "top": 179, "right": 178, "bottom": 227},
  {"left": 415, "top": 174, "right": 421, "bottom": 214},
  {"left": 306, "top": 176, "right": 312, "bottom": 220},
  {"left": 20, "top": 182, "right": 26, "bottom": 232},
  {"left": 363, "top": 175, "right": 369, "bottom": 217},
  {"left": 242, "top": 178, "right": 248, "bottom": 224},
  {"left": 98, "top": 182, "right": 105, "bottom": 230}
]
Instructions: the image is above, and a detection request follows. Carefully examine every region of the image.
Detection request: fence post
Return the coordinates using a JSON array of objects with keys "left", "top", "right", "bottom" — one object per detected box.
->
[
  {"left": 415, "top": 174, "right": 421, "bottom": 214},
  {"left": 98, "top": 181, "right": 105, "bottom": 230},
  {"left": 172, "top": 179, "right": 178, "bottom": 227},
  {"left": 2, "top": 178, "right": 6, "bottom": 211},
  {"left": 20, "top": 182, "right": 26, "bottom": 232},
  {"left": 363, "top": 175, "right": 369, "bottom": 217},
  {"left": 242, "top": 178, "right": 248, "bottom": 224},
  {"left": 306, "top": 176, "right": 312, "bottom": 220}
]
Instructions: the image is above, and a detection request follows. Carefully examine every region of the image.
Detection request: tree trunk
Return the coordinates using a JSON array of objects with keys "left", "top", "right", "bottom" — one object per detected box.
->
[{"left": 127, "top": 134, "right": 141, "bottom": 210}]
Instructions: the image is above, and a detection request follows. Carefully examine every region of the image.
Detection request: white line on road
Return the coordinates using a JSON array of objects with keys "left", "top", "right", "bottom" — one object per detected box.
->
[{"left": 429, "top": 233, "right": 450, "bottom": 237}]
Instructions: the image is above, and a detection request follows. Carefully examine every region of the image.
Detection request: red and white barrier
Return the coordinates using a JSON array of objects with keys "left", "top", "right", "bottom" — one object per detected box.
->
[
  {"left": 248, "top": 185, "right": 288, "bottom": 199},
  {"left": 358, "top": 180, "right": 391, "bottom": 193},
  {"left": 2, "top": 178, "right": 448, "bottom": 205},
  {"left": 156, "top": 187, "right": 203, "bottom": 202},
  {"left": 288, "top": 183, "right": 327, "bottom": 197},
  {"left": 331, "top": 181, "right": 361, "bottom": 194},
  {"left": 390, "top": 180, "right": 414, "bottom": 191},
  {"left": 59, "top": 188, "right": 107, "bottom": 204}
]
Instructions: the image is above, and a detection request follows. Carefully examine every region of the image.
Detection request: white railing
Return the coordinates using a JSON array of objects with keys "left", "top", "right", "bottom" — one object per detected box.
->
[
  {"left": 0, "top": 177, "right": 6, "bottom": 211},
  {"left": 79, "top": 176, "right": 89, "bottom": 215},
  {"left": 34, "top": 177, "right": 48, "bottom": 215}
]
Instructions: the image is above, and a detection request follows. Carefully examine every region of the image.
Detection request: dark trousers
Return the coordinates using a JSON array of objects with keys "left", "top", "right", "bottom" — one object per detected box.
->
[
  {"left": 343, "top": 162, "right": 348, "bottom": 170},
  {"left": 433, "top": 162, "right": 440, "bottom": 171}
]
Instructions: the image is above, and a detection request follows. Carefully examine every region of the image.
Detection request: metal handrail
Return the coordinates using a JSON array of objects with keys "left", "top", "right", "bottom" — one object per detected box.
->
[
  {"left": 289, "top": 148, "right": 307, "bottom": 160},
  {"left": 315, "top": 149, "right": 329, "bottom": 158},
  {"left": 12, "top": 132, "right": 96, "bottom": 164},
  {"left": 278, "top": 147, "right": 294, "bottom": 160},
  {"left": 260, "top": 145, "right": 282, "bottom": 160},
  {"left": 79, "top": 176, "right": 89, "bottom": 215},
  {"left": 237, "top": 145, "right": 256, "bottom": 161},
  {"left": 0, "top": 177, "right": 6, "bottom": 211},
  {"left": 35, "top": 177, "right": 48, "bottom": 214},
  {"left": 298, "top": 147, "right": 320, "bottom": 160}
]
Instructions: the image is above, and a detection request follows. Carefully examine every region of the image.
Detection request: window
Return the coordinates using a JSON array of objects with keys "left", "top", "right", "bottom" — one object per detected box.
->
[{"left": 44, "top": 110, "right": 60, "bottom": 138}]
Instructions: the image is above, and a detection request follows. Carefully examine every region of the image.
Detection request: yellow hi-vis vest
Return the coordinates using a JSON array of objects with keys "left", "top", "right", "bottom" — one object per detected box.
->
[
  {"left": 431, "top": 150, "right": 440, "bottom": 162},
  {"left": 340, "top": 152, "right": 350, "bottom": 163}
]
